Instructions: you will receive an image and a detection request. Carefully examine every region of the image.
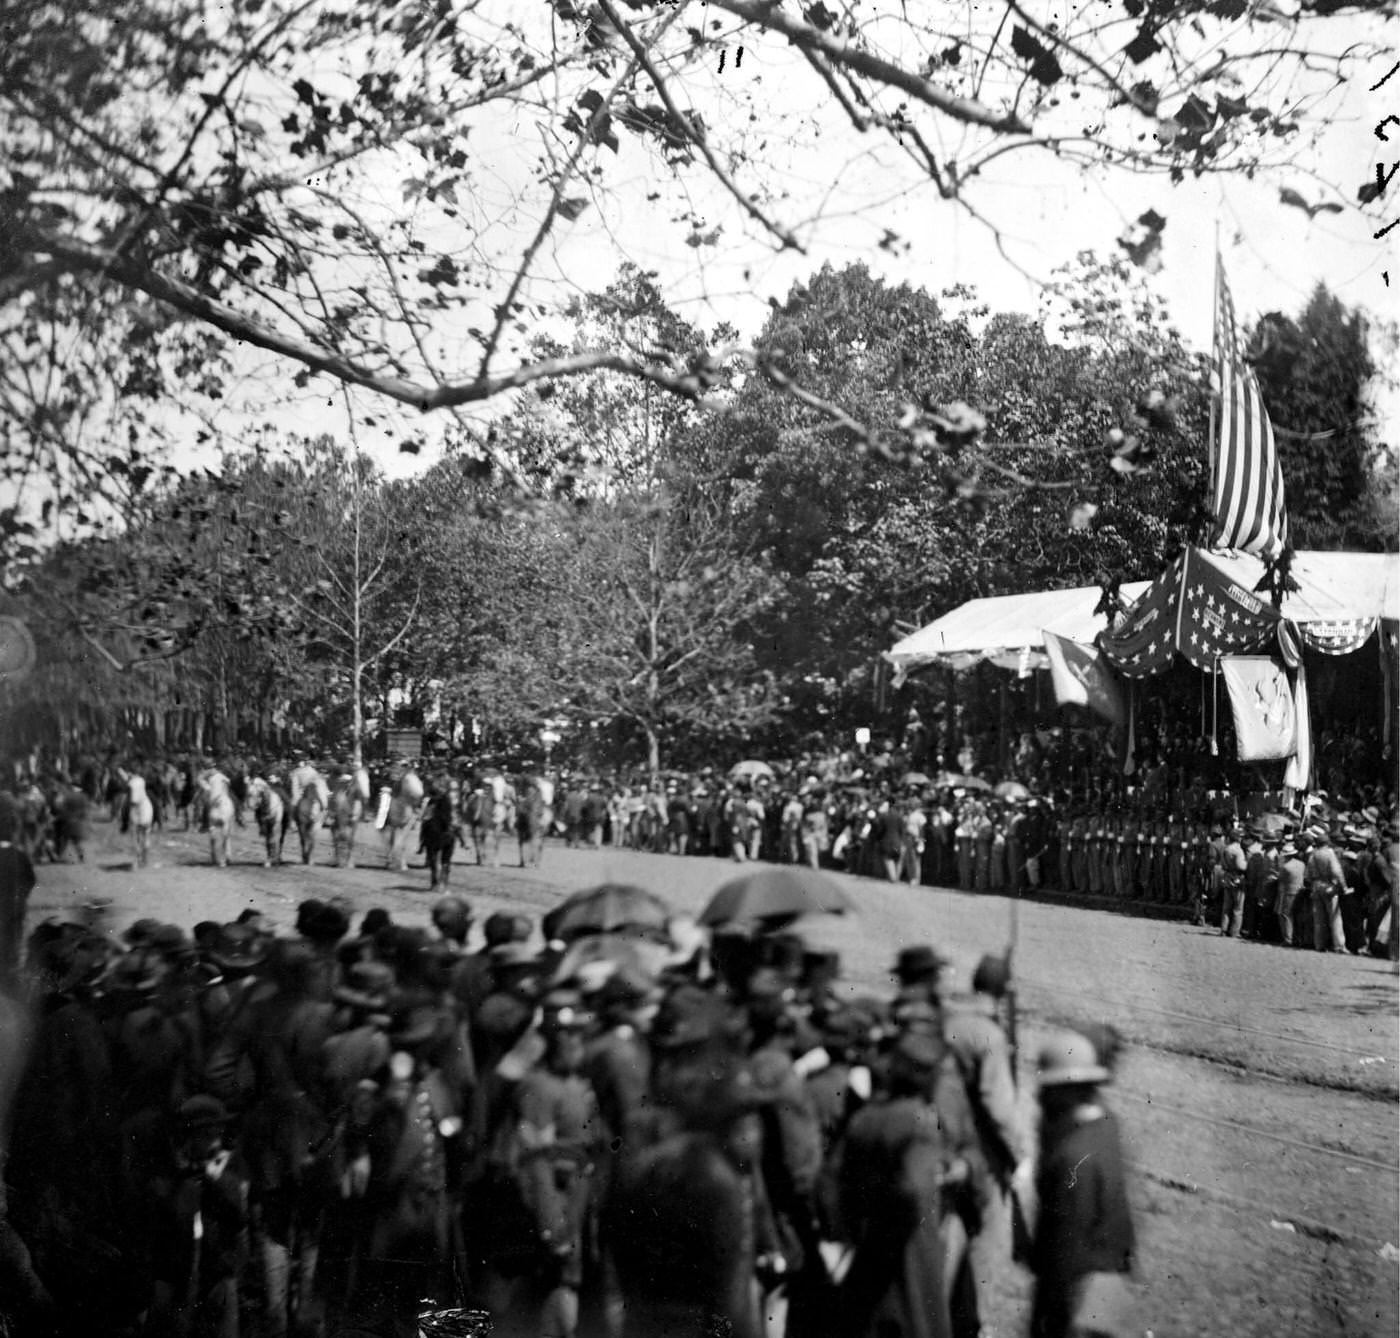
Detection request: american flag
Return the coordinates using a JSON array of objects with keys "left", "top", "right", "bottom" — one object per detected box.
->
[
  {"left": 1175, "top": 547, "right": 1278, "bottom": 671},
  {"left": 1097, "top": 556, "right": 1181, "bottom": 679},
  {"left": 1211, "top": 256, "right": 1289, "bottom": 558}
]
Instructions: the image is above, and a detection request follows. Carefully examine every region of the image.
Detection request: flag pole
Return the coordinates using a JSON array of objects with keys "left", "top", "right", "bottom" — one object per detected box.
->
[{"left": 1207, "top": 231, "right": 1221, "bottom": 514}]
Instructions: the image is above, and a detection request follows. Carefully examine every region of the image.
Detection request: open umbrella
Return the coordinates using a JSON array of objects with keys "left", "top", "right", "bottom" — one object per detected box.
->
[
  {"left": 994, "top": 781, "right": 1030, "bottom": 800},
  {"left": 549, "top": 933, "right": 670, "bottom": 986},
  {"left": 728, "top": 759, "right": 775, "bottom": 782},
  {"left": 541, "top": 883, "right": 673, "bottom": 944},
  {"left": 902, "top": 771, "right": 932, "bottom": 787},
  {"left": 933, "top": 771, "right": 991, "bottom": 791},
  {"left": 699, "top": 867, "right": 852, "bottom": 928}
]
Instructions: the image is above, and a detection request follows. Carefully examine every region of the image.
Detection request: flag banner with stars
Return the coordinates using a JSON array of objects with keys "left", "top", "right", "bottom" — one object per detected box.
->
[
  {"left": 1298, "top": 617, "right": 1378, "bottom": 656},
  {"left": 1097, "top": 557, "right": 1181, "bottom": 679},
  {"left": 1176, "top": 546, "right": 1279, "bottom": 670}
]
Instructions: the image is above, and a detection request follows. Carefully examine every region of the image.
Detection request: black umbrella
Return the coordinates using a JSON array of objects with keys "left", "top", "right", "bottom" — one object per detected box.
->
[
  {"left": 541, "top": 883, "right": 673, "bottom": 944},
  {"left": 699, "top": 867, "right": 852, "bottom": 928}
]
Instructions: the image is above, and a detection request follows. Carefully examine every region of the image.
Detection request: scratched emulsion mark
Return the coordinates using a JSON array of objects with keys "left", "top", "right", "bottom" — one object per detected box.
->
[
  {"left": 1372, "top": 57, "right": 1400, "bottom": 285},
  {"left": 718, "top": 46, "right": 744, "bottom": 74},
  {"left": 1066, "top": 1153, "right": 1092, "bottom": 1188}
]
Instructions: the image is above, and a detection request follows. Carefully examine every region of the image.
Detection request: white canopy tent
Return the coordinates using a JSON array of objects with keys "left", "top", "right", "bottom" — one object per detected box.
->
[
  {"left": 884, "top": 580, "right": 1151, "bottom": 682},
  {"left": 885, "top": 549, "right": 1399, "bottom": 684}
]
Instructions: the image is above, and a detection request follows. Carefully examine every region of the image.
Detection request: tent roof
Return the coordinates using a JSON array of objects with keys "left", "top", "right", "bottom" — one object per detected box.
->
[
  {"left": 1195, "top": 549, "right": 1399, "bottom": 625},
  {"left": 886, "top": 549, "right": 1399, "bottom": 677},
  {"left": 887, "top": 581, "right": 1151, "bottom": 668}
]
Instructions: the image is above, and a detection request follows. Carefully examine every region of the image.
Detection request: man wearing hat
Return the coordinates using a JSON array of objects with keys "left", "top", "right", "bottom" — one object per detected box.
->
[
  {"left": 1305, "top": 829, "right": 1348, "bottom": 953},
  {"left": 1029, "top": 1031, "right": 1135, "bottom": 1338},
  {"left": 135, "top": 1095, "right": 250, "bottom": 1338},
  {"left": 489, "top": 990, "right": 601, "bottom": 1338},
  {"left": 835, "top": 1025, "right": 959, "bottom": 1338},
  {"left": 1218, "top": 822, "right": 1249, "bottom": 937},
  {"left": 941, "top": 954, "right": 1027, "bottom": 1338},
  {"left": 1274, "top": 837, "right": 1308, "bottom": 947}
]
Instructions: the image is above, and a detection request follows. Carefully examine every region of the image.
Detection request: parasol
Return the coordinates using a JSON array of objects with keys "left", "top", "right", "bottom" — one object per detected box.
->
[
  {"left": 541, "top": 883, "right": 672, "bottom": 944},
  {"left": 728, "top": 759, "right": 775, "bottom": 782},
  {"left": 934, "top": 771, "right": 991, "bottom": 791},
  {"left": 902, "top": 771, "right": 932, "bottom": 787},
  {"left": 549, "top": 933, "right": 670, "bottom": 986},
  {"left": 994, "top": 781, "right": 1030, "bottom": 800},
  {"left": 699, "top": 867, "right": 852, "bottom": 928}
]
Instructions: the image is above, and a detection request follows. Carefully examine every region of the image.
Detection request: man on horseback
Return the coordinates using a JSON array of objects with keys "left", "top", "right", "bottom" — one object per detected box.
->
[
  {"left": 383, "top": 762, "right": 425, "bottom": 872},
  {"left": 289, "top": 755, "right": 329, "bottom": 866},
  {"left": 201, "top": 761, "right": 237, "bottom": 868},
  {"left": 248, "top": 766, "right": 291, "bottom": 868},
  {"left": 327, "top": 768, "right": 362, "bottom": 869}
]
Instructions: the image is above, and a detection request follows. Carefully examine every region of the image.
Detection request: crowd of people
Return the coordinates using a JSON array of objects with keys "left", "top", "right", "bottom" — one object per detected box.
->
[
  {"left": 1, "top": 729, "right": 1396, "bottom": 961},
  {"left": 0, "top": 844, "right": 1139, "bottom": 1338}
]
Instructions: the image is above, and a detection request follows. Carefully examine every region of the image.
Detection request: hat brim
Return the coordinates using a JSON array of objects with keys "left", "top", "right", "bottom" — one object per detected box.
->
[{"left": 1039, "top": 1064, "right": 1110, "bottom": 1088}]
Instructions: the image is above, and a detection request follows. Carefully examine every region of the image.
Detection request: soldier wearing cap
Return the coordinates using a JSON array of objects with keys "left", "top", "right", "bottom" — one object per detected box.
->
[
  {"left": 491, "top": 990, "right": 602, "bottom": 1337},
  {"left": 1029, "top": 1031, "right": 1135, "bottom": 1338},
  {"left": 834, "top": 1024, "right": 958, "bottom": 1338},
  {"left": 1305, "top": 829, "right": 1348, "bottom": 953},
  {"left": 1218, "top": 821, "right": 1249, "bottom": 937}
]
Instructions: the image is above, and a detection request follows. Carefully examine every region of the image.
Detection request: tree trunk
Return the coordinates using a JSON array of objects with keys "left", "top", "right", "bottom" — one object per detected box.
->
[{"left": 644, "top": 723, "right": 660, "bottom": 784}]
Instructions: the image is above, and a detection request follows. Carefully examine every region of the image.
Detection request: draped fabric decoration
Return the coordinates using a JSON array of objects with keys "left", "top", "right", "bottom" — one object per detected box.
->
[
  {"left": 1211, "top": 254, "right": 1290, "bottom": 559},
  {"left": 1299, "top": 618, "right": 1378, "bottom": 656},
  {"left": 1277, "top": 621, "right": 1312, "bottom": 792},
  {"left": 1221, "top": 656, "right": 1298, "bottom": 762},
  {"left": 1173, "top": 546, "right": 1281, "bottom": 670},
  {"left": 1097, "top": 556, "right": 1182, "bottom": 678}
]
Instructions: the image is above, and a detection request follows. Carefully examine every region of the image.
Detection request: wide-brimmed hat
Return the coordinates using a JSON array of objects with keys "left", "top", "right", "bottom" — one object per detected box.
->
[
  {"left": 335, "top": 960, "right": 396, "bottom": 1012},
  {"left": 208, "top": 922, "right": 268, "bottom": 972},
  {"left": 1037, "top": 1029, "right": 1110, "bottom": 1088},
  {"left": 892, "top": 944, "right": 948, "bottom": 983},
  {"left": 176, "top": 1094, "right": 232, "bottom": 1132}
]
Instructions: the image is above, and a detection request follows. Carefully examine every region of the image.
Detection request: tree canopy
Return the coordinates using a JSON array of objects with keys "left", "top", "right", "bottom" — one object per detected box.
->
[{"left": 1, "top": 0, "right": 1390, "bottom": 530}]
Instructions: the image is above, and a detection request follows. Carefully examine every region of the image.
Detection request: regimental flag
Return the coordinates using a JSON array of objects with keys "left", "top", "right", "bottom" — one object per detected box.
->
[
  {"left": 1221, "top": 657, "right": 1297, "bottom": 761},
  {"left": 1176, "top": 547, "right": 1279, "bottom": 670},
  {"left": 1211, "top": 256, "right": 1289, "bottom": 559},
  {"left": 1043, "top": 631, "right": 1126, "bottom": 725},
  {"left": 1097, "top": 557, "right": 1180, "bottom": 679}
]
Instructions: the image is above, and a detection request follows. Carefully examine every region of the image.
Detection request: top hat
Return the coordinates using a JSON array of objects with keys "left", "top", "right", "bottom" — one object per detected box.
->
[{"left": 892, "top": 944, "right": 948, "bottom": 983}]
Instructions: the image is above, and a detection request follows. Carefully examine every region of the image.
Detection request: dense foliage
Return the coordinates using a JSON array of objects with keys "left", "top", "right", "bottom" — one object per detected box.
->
[{"left": 5, "top": 261, "right": 1388, "bottom": 769}]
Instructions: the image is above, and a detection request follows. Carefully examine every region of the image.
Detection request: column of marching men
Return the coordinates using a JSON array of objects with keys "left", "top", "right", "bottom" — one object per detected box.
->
[
  {"left": 0, "top": 751, "right": 1394, "bottom": 955},
  {"left": 0, "top": 880, "right": 1137, "bottom": 1338}
]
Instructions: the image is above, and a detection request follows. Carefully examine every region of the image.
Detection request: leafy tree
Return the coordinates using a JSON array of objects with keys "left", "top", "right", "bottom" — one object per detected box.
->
[
  {"left": 1248, "top": 285, "right": 1398, "bottom": 552},
  {"left": 1, "top": 0, "right": 1385, "bottom": 516},
  {"left": 537, "top": 482, "right": 781, "bottom": 778},
  {"left": 703, "top": 258, "right": 1207, "bottom": 731}
]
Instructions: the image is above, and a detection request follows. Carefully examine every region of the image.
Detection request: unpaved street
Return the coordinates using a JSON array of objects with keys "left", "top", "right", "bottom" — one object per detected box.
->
[{"left": 30, "top": 816, "right": 1400, "bottom": 1338}]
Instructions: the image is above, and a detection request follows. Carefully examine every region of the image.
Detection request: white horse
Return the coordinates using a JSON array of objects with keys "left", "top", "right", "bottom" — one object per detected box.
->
[
  {"left": 200, "top": 769, "right": 236, "bottom": 867},
  {"left": 126, "top": 771, "right": 154, "bottom": 868},
  {"left": 247, "top": 775, "right": 290, "bottom": 868},
  {"left": 382, "top": 767, "right": 424, "bottom": 871}
]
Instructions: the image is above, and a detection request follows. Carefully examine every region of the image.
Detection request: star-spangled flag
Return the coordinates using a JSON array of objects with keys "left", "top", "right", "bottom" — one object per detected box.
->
[
  {"left": 1043, "top": 630, "right": 1126, "bottom": 725},
  {"left": 1211, "top": 255, "right": 1289, "bottom": 559},
  {"left": 1097, "top": 557, "right": 1180, "bottom": 678},
  {"left": 1220, "top": 656, "right": 1297, "bottom": 761},
  {"left": 1174, "top": 547, "right": 1278, "bottom": 671}
]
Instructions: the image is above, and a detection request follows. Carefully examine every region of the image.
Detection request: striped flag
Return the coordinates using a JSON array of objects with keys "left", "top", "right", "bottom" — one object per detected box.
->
[{"left": 1211, "top": 257, "right": 1289, "bottom": 558}]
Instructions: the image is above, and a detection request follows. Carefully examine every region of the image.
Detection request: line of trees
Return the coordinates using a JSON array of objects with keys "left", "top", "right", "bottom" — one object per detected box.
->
[{"left": 2, "top": 261, "right": 1392, "bottom": 771}]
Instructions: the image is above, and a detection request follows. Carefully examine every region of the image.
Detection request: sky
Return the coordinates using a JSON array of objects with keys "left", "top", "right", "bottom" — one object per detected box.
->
[
  {"left": 312, "top": 2, "right": 1397, "bottom": 482},
  {"left": 93, "top": 2, "right": 1400, "bottom": 486}
]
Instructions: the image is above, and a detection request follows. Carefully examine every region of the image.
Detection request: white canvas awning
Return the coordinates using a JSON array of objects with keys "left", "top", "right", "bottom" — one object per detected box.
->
[
  {"left": 885, "top": 581, "right": 1151, "bottom": 680},
  {"left": 1194, "top": 549, "right": 1400, "bottom": 625}
]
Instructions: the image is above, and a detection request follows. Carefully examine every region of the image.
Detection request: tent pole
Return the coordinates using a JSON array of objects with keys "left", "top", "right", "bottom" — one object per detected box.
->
[{"left": 1207, "top": 235, "right": 1220, "bottom": 527}]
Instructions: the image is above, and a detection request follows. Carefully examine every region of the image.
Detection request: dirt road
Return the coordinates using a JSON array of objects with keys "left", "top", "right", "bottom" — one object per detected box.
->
[{"left": 31, "top": 816, "right": 1400, "bottom": 1338}]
